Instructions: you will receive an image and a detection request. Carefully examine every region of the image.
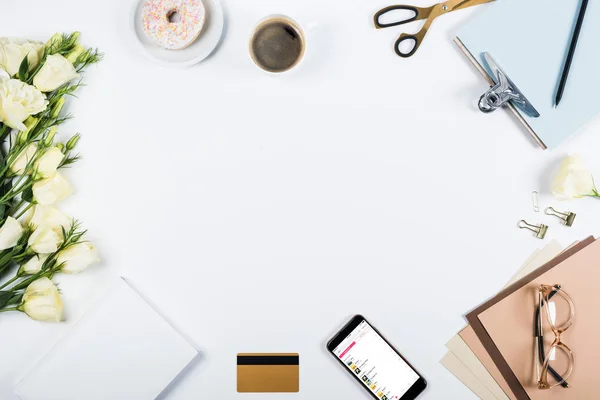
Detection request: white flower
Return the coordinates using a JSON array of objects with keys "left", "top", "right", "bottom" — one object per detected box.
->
[
  {"left": 33, "top": 54, "right": 79, "bottom": 93},
  {"left": 10, "top": 143, "right": 38, "bottom": 175},
  {"left": 0, "top": 38, "right": 44, "bottom": 77},
  {"left": 552, "top": 155, "right": 597, "bottom": 199},
  {"left": 0, "top": 217, "right": 23, "bottom": 250},
  {"left": 57, "top": 242, "right": 99, "bottom": 274},
  {"left": 27, "top": 204, "right": 71, "bottom": 231},
  {"left": 32, "top": 172, "right": 72, "bottom": 205},
  {"left": 34, "top": 147, "right": 64, "bottom": 178},
  {"left": 28, "top": 225, "right": 62, "bottom": 253},
  {"left": 0, "top": 78, "right": 48, "bottom": 131},
  {"left": 0, "top": 69, "right": 8, "bottom": 80},
  {"left": 20, "top": 253, "right": 49, "bottom": 275},
  {"left": 18, "top": 277, "right": 63, "bottom": 322}
]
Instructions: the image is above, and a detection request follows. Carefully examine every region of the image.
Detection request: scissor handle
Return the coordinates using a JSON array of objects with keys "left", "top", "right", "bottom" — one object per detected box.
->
[
  {"left": 394, "top": 31, "right": 425, "bottom": 58},
  {"left": 374, "top": 5, "right": 429, "bottom": 28}
]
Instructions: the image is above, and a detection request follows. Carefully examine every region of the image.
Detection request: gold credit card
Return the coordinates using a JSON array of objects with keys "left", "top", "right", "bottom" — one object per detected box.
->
[{"left": 237, "top": 353, "right": 299, "bottom": 393}]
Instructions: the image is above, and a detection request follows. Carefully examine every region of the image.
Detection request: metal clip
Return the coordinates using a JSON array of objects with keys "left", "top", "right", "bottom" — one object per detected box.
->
[
  {"left": 546, "top": 207, "right": 576, "bottom": 227},
  {"left": 532, "top": 191, "right": 540, "bottom": 213},
  {"left": 518, "top": 220, "right": 548, "bottom": 239},
  {"left": 478, "top": 52, "right": 540, "bottom": 118}
]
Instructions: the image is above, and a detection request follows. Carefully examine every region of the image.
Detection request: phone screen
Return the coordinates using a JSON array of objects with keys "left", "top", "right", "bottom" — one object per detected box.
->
[{"left": 331, "top": 319, "right": 420, "bottom": 400}]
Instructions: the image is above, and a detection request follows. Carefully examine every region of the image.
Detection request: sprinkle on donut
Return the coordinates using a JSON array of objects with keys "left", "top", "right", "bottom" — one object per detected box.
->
[{"left": 142, "top": 0, "right": 206, "bottom": 50}]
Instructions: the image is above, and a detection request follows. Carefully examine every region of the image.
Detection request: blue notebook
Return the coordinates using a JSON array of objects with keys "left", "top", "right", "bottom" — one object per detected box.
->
[{"left": 456, "top": 0, "right": 600, "bottom": 149}]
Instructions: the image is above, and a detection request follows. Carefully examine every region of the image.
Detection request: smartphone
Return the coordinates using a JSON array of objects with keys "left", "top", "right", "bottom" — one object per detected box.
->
[{"left": 327, "top": 315, "right": 427, "bottom": 400}]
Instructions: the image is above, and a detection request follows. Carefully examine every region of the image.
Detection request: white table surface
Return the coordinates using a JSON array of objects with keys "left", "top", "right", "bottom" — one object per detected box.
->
[{"left": 2, "top": 0, "right": 599, "bottom": 399}]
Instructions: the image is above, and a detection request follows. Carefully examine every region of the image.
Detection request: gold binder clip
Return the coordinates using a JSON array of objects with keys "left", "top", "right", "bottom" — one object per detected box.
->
[
  {"left": 546, "top": 207, "right": 576, "bottom": 227},
  {"left": 518, "top": 220, "right": 548, "bottom": 239}
]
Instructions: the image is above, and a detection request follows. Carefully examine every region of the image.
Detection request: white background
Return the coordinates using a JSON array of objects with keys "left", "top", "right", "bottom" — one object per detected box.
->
[{"left": 1, "top": 0, "right": 600, "bottom": 399}]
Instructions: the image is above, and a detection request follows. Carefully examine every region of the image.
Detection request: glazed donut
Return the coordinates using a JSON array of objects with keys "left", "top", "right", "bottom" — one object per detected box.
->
[{"left": 142, "top": 0, "right": 206, "bottom": 50}]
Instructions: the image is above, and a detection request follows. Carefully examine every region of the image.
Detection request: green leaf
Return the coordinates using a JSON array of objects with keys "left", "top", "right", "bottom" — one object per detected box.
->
[
  {"left": 0, "top": 291, "right": 15, "bottom": 309},
  {"left": 1, "top": 182, "right": 12, "bottom": 200},
  {"left": 8, "top": 293, "right": 23, "bottom": 306},
  {"left": 21, "top": 186, "right": 33, "bottom": 203},
  {"left": 0, "top": 186, "right": 9, "bottom": 218},
  {"left": 18, "top": 55, "right": 29, "bottom": 82}
]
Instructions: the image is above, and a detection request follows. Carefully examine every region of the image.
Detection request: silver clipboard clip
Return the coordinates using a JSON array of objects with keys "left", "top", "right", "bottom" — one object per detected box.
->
[{"left": 478, "top": 52, "right": 540, "bottom": 118}]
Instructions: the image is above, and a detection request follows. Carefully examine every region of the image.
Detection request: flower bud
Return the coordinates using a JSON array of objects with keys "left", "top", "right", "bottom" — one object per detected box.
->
[
  {"left": 16, "top": 117, "right": 37, "bottom": 144},
  {"left": 50, "top": 97, "right": 65, "bottom": 119},
  {"left": 19, "top": 254, "right": 50, "bottom": 275},
  {"left": 16, "top": 130, "right": 28, "bottom": 145},
  {"left": 0, "top": 217, "right": 24, "bottom": 251},
  {"left": 57, "top": 242, "right": 100, "bottom": 274},
  {"left": 27, "top": 204, "right": 72, "bottom": 231},
  {"left": 71, "top": 32, "right": 81, "bottom": 45},
  {"left": 22, "top": 116, "right": 39, "bottom": 137},
  {"left": 66, "top": 45, "right": 85, "bottom": 65},
  {"left": 56, "top": 142, "right": 65, "bottom": 151},
  {"left": 33, "top": 54, "right": 79, "bottom": 93},
  {"left": 34, "top": 147, "right": 65, "bottom": 179},
  {"left": 25, "top": 116, "right": 38, "bottom": 127},
  {"left": 18, "top": 277, "right": 63, "bottom": 322},
  {"left": 46, "top": 33, "right": 62, "bottom": 51},
  {"left": 32, "top": 172, "right": 72, "bottom": 205},
  {"left": 552, "top": 155, "right": 597, "bottom": 199},
  {"left": 28, "top": 224, "right": 63, "bottom": 253},
  {"left": 66, "top": 134, "right": 80, "bottom": 150},
  {"left": 10, "top": 143, "right": 38, "bottom": 175},
  {"left": 43, "top": 126, "right": 58, "bottom": 146}
]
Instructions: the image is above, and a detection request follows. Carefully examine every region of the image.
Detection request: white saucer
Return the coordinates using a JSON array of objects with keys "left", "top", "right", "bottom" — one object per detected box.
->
[{"left": 132, "top": 0, "right": 224, "bottom": 67}]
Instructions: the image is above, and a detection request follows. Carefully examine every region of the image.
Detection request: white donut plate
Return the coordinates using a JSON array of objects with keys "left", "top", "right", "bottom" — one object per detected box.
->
[{"left": 132, "top": 0, "right": 224, "bottom": 67}]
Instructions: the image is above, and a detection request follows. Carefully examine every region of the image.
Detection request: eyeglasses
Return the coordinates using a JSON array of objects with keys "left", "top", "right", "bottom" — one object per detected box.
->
[{"left": 535, "top": 284, "right": 574, "bottom": 390}]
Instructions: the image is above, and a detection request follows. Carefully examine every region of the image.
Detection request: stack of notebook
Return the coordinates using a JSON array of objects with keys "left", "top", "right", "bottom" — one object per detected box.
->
[{"left": 442, "top": 237, "right": 599, "bottom": 399}]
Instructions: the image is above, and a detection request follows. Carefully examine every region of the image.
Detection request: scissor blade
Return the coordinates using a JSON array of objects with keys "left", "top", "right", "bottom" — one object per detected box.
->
[{"left": 450, "top": 0, "right": 495, "bottom": 12}]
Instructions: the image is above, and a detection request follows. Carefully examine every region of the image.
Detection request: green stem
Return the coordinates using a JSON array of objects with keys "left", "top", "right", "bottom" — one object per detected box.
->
[
  {"left": 0, "top": 274, "right": 20, "bottom": 290},
  {"left": 0, "top": 179, "right": 34, "bottom": 205},
  {"left": 0, "top": 250, "right": 17, "bottom": 275},
  {"left": 7, "top": 199, "right": 25, "bottom": 216},
  {"left": 11, "top": 276, "right": 36, "bottom": 291},
  {"left": 11, "top": 269, "right": 50, "bottom": 291},
  {"left": 0, "top": 244, "right": 29, "bottom": 277},
  {"left": 15, "top": 203, "right": 34, "bottom": 219},
  {"left": 0, "top": 307, "right": 18, "bottom": 313},
  {"left": 0, "top": 124, "right": 11, "bottom": 142}
]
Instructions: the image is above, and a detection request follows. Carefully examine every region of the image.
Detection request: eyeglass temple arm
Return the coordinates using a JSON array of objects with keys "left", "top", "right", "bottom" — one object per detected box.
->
[{"left": 535, "top": 291, "right": 569, "bottom": 388}]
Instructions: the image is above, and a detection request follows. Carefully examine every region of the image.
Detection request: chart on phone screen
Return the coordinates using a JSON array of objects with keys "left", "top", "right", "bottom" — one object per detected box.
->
[{"left": 333, "top": 321, "right": 419, "bottom": 400}]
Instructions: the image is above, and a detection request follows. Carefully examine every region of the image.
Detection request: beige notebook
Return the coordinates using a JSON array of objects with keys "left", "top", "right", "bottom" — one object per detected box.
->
[
  {"left": 440, "top": 351, "right": 496, "bottom": 400},
  {"left": 472, "top": 238, "right": 598, "bottom": 399},
  {"left": 443, "top": 241, "right": 564, "bottom": 400}
]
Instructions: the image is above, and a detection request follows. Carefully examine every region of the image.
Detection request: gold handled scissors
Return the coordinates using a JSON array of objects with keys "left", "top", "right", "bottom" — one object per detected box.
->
[{"left": 374, "top": 0, "right": 494, "bottom": 58}]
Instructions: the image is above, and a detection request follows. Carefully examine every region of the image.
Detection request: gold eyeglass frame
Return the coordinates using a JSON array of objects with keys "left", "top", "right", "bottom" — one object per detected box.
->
[{"left": 535, "top": 284, "right": 575, "bottom": 390}]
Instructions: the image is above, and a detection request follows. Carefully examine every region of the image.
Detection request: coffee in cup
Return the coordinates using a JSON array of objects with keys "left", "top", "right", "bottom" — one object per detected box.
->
[{"left": 249, "top": 16, "right": 306, "bottom": 73}]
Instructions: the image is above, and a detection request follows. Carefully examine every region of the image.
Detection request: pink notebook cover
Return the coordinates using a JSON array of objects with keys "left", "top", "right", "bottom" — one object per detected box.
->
[{"left": 470, "top": 238, "right": 598, "bottom": 399}]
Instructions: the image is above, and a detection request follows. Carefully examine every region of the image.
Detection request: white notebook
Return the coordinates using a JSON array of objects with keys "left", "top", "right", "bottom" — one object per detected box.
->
[{"left": 14, "top": 277, "right": 198, "bottom": 400}]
